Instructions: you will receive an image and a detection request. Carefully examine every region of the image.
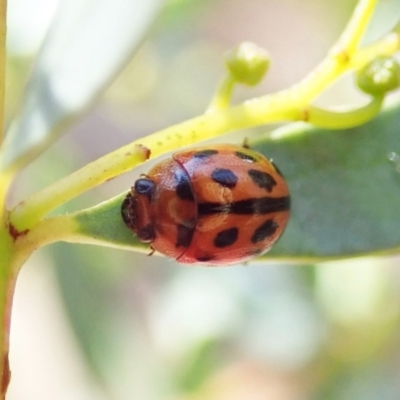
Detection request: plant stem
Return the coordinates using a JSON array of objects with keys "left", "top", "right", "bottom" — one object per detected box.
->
[
  {"left": 291, "top": 0, "right": 378, "bottom": 103},
  {"left": 0, "top": 0, "right": 9, "bottom": 397},
  {"left": 0, "top": 221, "right": 26, "bottom": 399},
  {"left": 0, "top": 213, "right": 78, "bottom": 397},
  {"left": 13, "top": 213, "right": 78, "bottom": 254},
  {"left": 0, "top": 0, "right": 6, "bottom": 147},
  {"left": 0, "top": 227, "right": 10, "bottom": 399},
  {"left": 206, "top": 75, "right": 236, "bottom": 112},
  {"left": 351, "top": 32, "right": 400, "bottom": 70},
  {"left": 306, "top": 95, "right": 384, "bottom": 129},
  {"left": 11, "top": 143, "right": 150, "bottom": 230}
]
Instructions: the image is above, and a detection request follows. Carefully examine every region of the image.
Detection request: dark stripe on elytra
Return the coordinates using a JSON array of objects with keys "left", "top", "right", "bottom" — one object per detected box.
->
[
  {"left": 211, "top": 168, "right": 238, "bottom": 188},
  {"left": 175, "top": 169, "right": 195, "bottom": 201},
  {"left": 235, "top": 151, "right": 257, "bottom": 163},
  {"left": 193, "top": 149, "right": 218, "bottom": 159},
  {"left": 198, "top": 196, "right": 290, "bottom": 215},
  {"left": 214, "top": 227, "right": 239, "bottom": 248},
  {"left": 251, "top": 219, "right": 278, "bottom": 244},
  {"left": 176, "top": 224, "right": 194, "bottom": 248}
]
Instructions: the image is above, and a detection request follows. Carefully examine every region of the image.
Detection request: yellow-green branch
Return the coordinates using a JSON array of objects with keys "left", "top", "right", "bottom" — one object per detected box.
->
[
  {"left": 0, "top": 0, "right": 6, "bottom": 148},
  {"left": 10, "top": 0, "right": 400, "bottom": 234},
  {"left": 206, "top": 75, "right": 236, "bottom": 112},
  {"left": 0, "top": 0, "right": 9, "bottom": 397}
]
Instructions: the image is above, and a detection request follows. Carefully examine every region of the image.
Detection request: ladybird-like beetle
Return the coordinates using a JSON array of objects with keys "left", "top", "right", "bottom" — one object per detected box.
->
[{"left": 121, "top": 144, "right": 290, "bottom": 265}]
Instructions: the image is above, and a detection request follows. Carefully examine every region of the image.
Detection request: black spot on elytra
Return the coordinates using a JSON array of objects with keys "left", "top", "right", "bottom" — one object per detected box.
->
[
  {"left": 134, "top": 178, "right": 155, "bottom": 199},
  {"left": 211, "top": 168, "right": 238, "bottom": 188},
  {"left": 175, "top": 169, "right": 195, "bottom": 201},
  {"left": 195, "top": 252, "right": 215, "bottom": 262},
  {"left": 251, "top": 219, "right": 278, "bottom": 244},
  {"left": 176, "top": 224, "right": 194, "bottom": 248},
  {"left": 235, "top": 151, "right": 257, "bottom": 163},
  {"left": 198, "top": 196, "right": 290, "bottom": 215},
  {"left": 193, "top": 149, "right": 218, "bottom": 159},
  {"left": 137, "top": 224, "right": 156, "bottom": 242},
  {"left": 248, "top": 169, "right": 277, "bottom": 192},
  {"left": 214, "top": 227, "right": 239, "bottom": 248}
]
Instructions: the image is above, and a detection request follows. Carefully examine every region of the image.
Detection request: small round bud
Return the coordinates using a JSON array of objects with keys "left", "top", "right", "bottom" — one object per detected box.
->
[
  {"left": 357, "top": 56, "right": 400, "bottom": 96},
  {"left": 225, "top": 42, "right": 271, "bottom": 86}
]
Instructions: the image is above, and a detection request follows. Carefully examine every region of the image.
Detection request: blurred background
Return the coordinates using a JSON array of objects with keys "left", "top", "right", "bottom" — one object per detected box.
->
[{"left": 5, "top": 0, "right": 400, "bottom": 399}]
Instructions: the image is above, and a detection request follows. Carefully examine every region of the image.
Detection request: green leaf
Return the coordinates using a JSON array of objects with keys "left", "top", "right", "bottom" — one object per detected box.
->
[
  {"left": 0, "top": 0, "right": 163, "bottom": 171},
  {"left": 70, "top": 97, "right": 400, "bottom": 262},
  {"left": 258, "top": 97, "right": 400, "bottom": 261},
  {"left": 73, "top": 193, "right": 149, "bottom": 253}
]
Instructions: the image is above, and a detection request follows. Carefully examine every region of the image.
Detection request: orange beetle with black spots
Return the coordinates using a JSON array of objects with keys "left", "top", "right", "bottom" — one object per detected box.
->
[{"left": 121, "top": 144, "right": 290, "bottom": 265}]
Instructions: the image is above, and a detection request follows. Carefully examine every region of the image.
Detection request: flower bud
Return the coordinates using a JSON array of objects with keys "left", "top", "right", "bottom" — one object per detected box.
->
[
  {"left": 225, "top": 42, "right": 270, "bottom": 86},
  {"left": 357, "top": 56, "right": 400, "bottom": 96}
]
